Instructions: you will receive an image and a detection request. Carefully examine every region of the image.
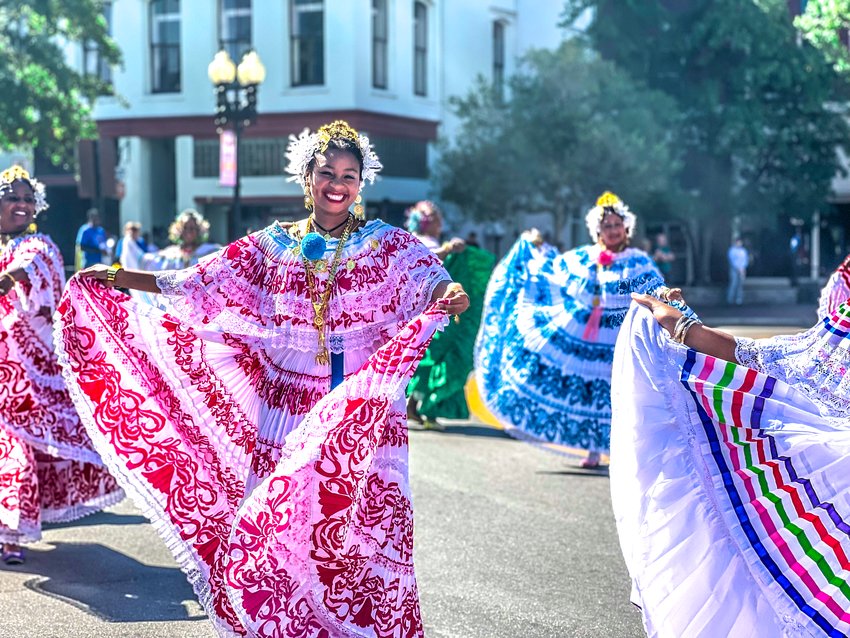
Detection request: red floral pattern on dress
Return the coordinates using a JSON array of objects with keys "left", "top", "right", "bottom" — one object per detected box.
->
[
  {"left": 0, "top": 234, "right": 122, "bottom": 543},
  {"left": 226, "top": 308, "right": 446, "bottom": 638},
  {"left": 56, "top": 223, "right": 449, "bottom": 637}
]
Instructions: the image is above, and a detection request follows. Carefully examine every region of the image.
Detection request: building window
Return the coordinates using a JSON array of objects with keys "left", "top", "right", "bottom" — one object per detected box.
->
[
  {"left": 220, "top": 0, "right": 252, "bottom": 63},
  {"left": 194, "top": 137, "right": 286, "bottom": 177},
  {"left": 493, "top": 21, "right": 505, "bottom": 104},
  {"left": 371, "top": 136, "right": 428, "bottom": 178},
  {"left": 150, "top": 0, "right": 181, "bottom": 93},
  {"left": 290, "top": 0, "right": 324, "bottom": 86},
  {"left": 413, "top": 1, "right": 427, "bottom": 96},
  {"left": 83, "top": 2, "right": 113, "bottom": 89},
  {"left": 372, "top": 0, "right": 388, "bottom": 89}
]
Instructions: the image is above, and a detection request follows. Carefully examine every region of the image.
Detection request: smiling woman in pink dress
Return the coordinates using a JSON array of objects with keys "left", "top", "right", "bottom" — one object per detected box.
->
[
  {"left": 0, "top": 166, "right": 122, "bottom": 566},
  {"left": 56, "top": 121, "right": 470, "bottom": 637}
]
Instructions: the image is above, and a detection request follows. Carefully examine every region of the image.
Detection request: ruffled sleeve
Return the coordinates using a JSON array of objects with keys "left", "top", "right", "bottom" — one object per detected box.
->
[
  {"left": 734, "top": 303, "right": 850, "bottom": 417},
  {"left": 152, "top": 221, "right": 450, "bottom": 352},
  {"left": 6, "top": 234, "right": 65, "bottom": 315}
]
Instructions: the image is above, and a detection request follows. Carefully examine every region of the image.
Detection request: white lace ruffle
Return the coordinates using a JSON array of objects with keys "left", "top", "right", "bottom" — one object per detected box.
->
[
  {"left": 734, "top": 320, "right": 850, "bottom": 418},
  {"left": 155, "top": 221, "right": 449, "bottom": 353}
]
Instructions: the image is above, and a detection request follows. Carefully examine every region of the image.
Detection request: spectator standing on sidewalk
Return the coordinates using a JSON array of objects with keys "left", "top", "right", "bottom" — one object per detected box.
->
[
  {"left": 652, "top": 232, "right": 675, "bottom": 282},
  {"left": 75, "top": 208, "right": 108, "bottom": 269},
  {"left": 726, "top": 237, "right": 749, "bottom": 305}
]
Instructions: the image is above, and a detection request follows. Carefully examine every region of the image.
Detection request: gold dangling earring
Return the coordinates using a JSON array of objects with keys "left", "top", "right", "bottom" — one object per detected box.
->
[
  {"left": 304, "top": 176, "right": 314, "bottom": 212},
  {"left": 353, "top": 194, "right": 365, "bottom": 220}
]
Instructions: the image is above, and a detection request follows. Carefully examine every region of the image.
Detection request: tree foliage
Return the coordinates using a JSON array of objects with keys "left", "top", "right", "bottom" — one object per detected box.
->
[
  {"left": 0, "top": 1, "right": 120, "bottom": 165},
  {"left": 795, "top": 0, "right": 850, "bottom": 76},
  {"left": 561, "top": 0, "right": 849, "bottom": 222},
  {"left": 436, "top": 40, "right": 682, "bottom": 242}
]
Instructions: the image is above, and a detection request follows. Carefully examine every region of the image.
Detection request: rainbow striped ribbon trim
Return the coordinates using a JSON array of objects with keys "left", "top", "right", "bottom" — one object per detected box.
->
[{"left": 680, "top": 304, "right": 850, "bottom": 637}]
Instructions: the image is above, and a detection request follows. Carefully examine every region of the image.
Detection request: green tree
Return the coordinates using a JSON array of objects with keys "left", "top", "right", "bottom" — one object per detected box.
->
[
  {"left": 0, "top": 1, "right": 120, "bottom": 166},
  {"left": 562, "top": 0, "right": 849, "bottom": 279},
  {"left": 796, "top": 0, "right": 850, "bottom": 76},
  {"left": 436, "top": 40, "right": 682, "bottom": 246}
]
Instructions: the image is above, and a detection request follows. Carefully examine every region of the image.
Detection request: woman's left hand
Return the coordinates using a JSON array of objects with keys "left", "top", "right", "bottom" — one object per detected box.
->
[
  {"left": 438, "top": 282, "right": 470, "bottom": 316},
  {"left": 631, "top": 292, "right": 682, "bottom": 337}
]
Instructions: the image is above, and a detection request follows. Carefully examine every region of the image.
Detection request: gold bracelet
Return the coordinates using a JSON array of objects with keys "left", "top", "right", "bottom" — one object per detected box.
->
[{"left": 106, "top": 265, "right": 123, "bottom": 283}]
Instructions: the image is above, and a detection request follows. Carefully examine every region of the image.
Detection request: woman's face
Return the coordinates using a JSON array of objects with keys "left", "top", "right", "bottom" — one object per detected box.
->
[
  {"left": 599, "top": 212, "right": 627, "bottom": 251},
  {"left": 419, "top": 210, "right": 443, "bottom": 238},
  {"left": 309, "top": 148, "right": 362, "bottom": 219},
  {"left": 181, "top": 218, "right": 200, "bottom": 245},
  {"left": 0, "top": 181, "right": 36, "bottom": 234}
]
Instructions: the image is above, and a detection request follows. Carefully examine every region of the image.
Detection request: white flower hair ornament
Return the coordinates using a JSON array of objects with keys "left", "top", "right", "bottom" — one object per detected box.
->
[
  {"left": 585, "top": 191, "right": 636, "bottom": 242},
  {"left": 284, "top": 120, "right": 382, "bottom": 191},
  {"left": 0, "top": 165, "right": 48, "bottom": 215}
]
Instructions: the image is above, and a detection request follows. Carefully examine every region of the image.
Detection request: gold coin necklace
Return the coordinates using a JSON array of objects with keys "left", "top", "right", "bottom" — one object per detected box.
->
[{"left": 302, "top": 214, "right": 355, "bottom": 365}]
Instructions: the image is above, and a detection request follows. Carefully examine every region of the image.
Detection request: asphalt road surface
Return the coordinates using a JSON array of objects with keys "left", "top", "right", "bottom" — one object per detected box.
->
[{"left": 0, "top": 423, "right": 643, "bottom": 638}]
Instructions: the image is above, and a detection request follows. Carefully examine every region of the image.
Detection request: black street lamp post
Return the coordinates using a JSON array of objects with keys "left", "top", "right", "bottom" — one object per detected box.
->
[{"left": 207, "top": 48, "right": 266, "bottom": 240}]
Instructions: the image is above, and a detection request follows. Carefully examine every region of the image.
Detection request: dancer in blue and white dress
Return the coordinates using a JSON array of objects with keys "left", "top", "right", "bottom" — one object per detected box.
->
[{"left": 475, "top": 192, "right": 691, "bottom": 467}]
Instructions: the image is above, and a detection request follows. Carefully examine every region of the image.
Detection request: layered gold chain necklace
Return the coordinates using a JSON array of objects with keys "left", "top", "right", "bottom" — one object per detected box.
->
[{"left": 302, "top": 213, "right": 355, "bottom": 365}]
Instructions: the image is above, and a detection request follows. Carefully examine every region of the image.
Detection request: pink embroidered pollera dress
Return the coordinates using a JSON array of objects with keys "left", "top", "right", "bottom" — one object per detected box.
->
[
  {"left": 0, "top": 233, "right": 122, "bottom": 544},
  {"left": 57, "top": 220, "right": 450, "bottom": 637}
]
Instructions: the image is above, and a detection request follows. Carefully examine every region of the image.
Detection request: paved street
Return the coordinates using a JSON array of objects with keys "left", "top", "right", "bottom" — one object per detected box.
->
[
  {"left": 0, "top": 422, "right": 643, "bottom": 638},
  {"left": 0, "top": 317, "right": 810, "bottom": 638}
]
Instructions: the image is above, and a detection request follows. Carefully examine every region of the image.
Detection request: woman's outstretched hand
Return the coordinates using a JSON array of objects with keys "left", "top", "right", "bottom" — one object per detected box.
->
[
  {"left": 437, "top": 282, "right": 469, "bottom": 316},
  {"left": 632, "top": 292, "right": 739, "bottom": 361},
  {"left": 521, "top": 228, "right": 544, "bottom": 247},
  {"left": 78, "top": 264, "right": 118, "bottom": 288},
  {"left": 78, "top": 265, "right": 161, "bottom": 294},
  {"left": 631, "top": 292, "right": 682, "bottom": 338}
]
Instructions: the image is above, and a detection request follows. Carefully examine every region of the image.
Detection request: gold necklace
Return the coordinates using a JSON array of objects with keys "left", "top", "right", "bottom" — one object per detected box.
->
[
  {"left": 0, "top": 222, "right": 36, "bottom": 248},
  {"left": 303, "top": 214, "right": 355, "bottom": 365}
]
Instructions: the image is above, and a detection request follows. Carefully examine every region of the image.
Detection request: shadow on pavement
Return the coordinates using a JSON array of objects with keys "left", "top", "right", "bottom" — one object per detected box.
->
[
  {"left": 9, "top": 542, "right": 204, "bottom": 623},
  {"left": 43, "top": 511, "right": 148, "bottom": 530},
  {"left": 536, "top": 468, "right": 610, "bottom": 478},
  {"left": 411, "top": 424, "right": 513, "bottom": 439}
]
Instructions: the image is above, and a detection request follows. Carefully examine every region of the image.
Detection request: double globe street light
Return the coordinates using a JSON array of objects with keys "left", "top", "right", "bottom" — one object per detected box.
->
[{"left": 207, "top": 47, "right": 266, "bottom": 240}]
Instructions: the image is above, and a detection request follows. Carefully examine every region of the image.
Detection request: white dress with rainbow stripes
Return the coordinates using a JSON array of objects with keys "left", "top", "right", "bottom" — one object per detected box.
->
[{"left": 611, "top": 302, "right": 850, "bottom": 638}]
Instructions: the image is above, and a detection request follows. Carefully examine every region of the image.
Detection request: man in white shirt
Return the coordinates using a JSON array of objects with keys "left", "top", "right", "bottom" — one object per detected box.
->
[{"left": 726, "top": 237, "right": 749, "bottom": 305}]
